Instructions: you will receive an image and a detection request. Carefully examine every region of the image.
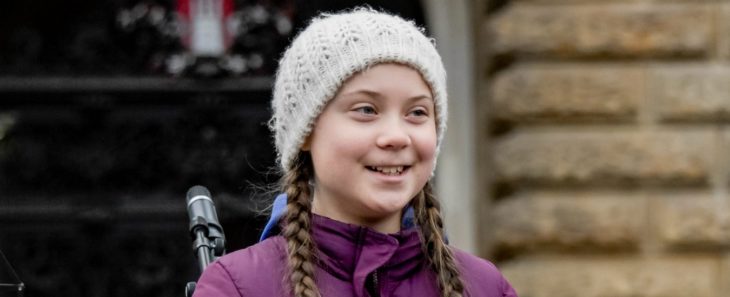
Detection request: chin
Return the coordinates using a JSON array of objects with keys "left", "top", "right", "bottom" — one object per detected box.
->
[{"left": 365, "top": 194, "right": 414, "bottom": 213}]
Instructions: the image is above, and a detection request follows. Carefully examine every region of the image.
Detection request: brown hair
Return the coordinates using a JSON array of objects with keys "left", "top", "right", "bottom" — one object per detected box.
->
[
  {"left": 281, "top": 153, "right": 465, "bottom": 297},
  {"left": 281, "top": 153, "right": 319, "bottom": 297},
  {"left": 413, "top": 181, "right": 466, "bottom": 297}
]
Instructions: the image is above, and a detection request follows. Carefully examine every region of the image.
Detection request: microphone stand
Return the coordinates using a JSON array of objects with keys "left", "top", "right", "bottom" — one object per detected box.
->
[
  {"left": 0, "top": 249, "right": 24, "bottom": 297},
  {"left": 192, "top": 220, "right": 214, "bottom": 269},
  {"left": 185, "top": 186, "right": 226, "bottom": 297}
]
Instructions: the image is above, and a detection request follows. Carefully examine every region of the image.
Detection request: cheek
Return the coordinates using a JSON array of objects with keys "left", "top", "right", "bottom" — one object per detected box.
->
[
  {"left": 335, "top": 139, "right": 372, "bottom": 166},
  {"left": 414, "top": 129, "right": 438, "bottom": 161},
  {"left": 311, "top": 126, "right": 371, "bottom": 166}
]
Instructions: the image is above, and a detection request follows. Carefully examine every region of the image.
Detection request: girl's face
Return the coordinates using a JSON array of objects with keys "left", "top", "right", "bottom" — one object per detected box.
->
[{"left": 304, "top": 63, "right": 437, "bottom": 234}]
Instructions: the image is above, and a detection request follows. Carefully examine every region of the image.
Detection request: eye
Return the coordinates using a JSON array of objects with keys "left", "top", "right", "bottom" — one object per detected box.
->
[
  {"left": 410, "top": 109, "right": 428, "bottom": 117},
  {"left": 353, "top": 105, "right": 377, "bottom": 115},
  {"left": 408, "top": 107, "right": 430, "bottom": 118}
]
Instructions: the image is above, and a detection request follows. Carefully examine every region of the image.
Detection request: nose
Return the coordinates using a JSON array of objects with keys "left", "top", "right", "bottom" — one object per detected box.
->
[{"left": 375, "top": 119, "right": 411, "bottom": 150}]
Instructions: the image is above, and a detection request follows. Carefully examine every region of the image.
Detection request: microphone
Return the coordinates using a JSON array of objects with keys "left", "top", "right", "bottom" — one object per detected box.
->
[
  {"left": 186, "top": 185, "right": 226, "bottom": 271},
  {"left": 186, "top": 185, "right": 224, "bottom": 241}
]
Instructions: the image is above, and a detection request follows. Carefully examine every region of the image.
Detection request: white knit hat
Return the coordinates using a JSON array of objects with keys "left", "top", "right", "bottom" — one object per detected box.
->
[{"left": 270, "top": 8, "right": 448, "bottom": 171}]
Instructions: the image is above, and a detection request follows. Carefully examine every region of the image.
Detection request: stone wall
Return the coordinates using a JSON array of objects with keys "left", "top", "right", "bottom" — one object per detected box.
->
[{"left": 479, "top": 1, "right": 730, "bottom": 296}]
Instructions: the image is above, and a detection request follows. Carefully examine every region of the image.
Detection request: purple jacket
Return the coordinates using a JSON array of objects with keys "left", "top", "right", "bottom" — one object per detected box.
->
[{"left": 193, "top": 214, "right": 518, "bottom": 297}]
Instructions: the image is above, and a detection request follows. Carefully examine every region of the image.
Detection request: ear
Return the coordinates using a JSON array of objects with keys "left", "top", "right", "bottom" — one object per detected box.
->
[{"left": 301, "top": 135, "right": 312, "bottom": 151}]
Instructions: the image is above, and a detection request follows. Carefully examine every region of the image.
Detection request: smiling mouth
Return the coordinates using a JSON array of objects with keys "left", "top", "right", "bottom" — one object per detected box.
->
[{"left": 366, "top": 165, "right": 410, "bottom": 176}]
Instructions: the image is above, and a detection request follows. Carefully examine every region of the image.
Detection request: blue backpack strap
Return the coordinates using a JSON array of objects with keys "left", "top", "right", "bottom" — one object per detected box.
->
[
  {"left": 259, "top": 193, "right": 288, "bottom": 242},
  {"left": 258, "top": 193, "right": 419, "bottom": 242}
]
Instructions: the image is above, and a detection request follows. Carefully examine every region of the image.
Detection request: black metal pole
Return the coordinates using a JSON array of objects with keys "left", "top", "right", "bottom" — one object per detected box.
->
[{"left": 193, "top": 230, "right": 213, "bottom": 270}]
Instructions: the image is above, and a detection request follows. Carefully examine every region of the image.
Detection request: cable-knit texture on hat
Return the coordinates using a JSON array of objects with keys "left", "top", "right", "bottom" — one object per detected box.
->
[{"left": 270, "top": 8, "right": 448, "bottom": 171}]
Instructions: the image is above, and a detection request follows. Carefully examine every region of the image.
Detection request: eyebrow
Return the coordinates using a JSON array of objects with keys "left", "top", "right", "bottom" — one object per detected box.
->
[{"left": 338, "top": 89, "right": 433, "bottom": 102}]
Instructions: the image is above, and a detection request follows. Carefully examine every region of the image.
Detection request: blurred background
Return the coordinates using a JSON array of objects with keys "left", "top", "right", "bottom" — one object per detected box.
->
[
  {"left": 0, "top": 0, "right": 425, "bottom": 296},
  {"left": 3, "top": 0, "right": 729, "bottom": 297}
]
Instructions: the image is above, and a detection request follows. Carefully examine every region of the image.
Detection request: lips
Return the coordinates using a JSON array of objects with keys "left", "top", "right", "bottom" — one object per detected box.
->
[{"left": 366, "top": 165, "right": 410, "bottom": 176}]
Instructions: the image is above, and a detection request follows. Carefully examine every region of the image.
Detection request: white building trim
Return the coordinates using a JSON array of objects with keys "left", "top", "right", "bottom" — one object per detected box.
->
[{"left": 423, "top": 0, "right": 478, "bottom": 253}]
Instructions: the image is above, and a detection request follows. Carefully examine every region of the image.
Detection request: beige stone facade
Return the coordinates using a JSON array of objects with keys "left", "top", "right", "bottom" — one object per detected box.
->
[{"left": 476, "top": 1, "right": 730, "bottom": 296}]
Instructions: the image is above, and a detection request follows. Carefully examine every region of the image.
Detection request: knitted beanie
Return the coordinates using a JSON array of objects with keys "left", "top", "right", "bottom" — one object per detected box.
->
[{"left": 270, "top": 8, "right": 448, "bottom": 171}]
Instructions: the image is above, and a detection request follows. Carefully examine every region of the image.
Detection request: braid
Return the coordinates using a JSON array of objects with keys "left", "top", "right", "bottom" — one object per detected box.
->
[
  {"left": 281, "top": 153, "right": 320, "bottom": 297},
  {"left": 413, "top": 181, "right": 466, "bottom": 297}
]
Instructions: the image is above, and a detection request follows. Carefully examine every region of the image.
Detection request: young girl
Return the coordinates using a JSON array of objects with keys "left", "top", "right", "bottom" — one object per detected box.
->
[{"left": 193, "top": 8, "right": 518, "bottom": 297}]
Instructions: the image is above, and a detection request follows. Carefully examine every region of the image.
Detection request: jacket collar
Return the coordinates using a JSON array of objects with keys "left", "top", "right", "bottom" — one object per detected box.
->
[{"left": 311, "top": 214, "right": 426, "bottom": 295}]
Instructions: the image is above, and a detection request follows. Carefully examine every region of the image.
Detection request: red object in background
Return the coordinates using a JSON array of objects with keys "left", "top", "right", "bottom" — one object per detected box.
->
[{"left": 177, "top": 0, "right": 234, "bottom": 57}]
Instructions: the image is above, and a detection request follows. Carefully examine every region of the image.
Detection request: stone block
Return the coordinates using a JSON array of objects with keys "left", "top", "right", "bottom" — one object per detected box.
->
[
  {"left": 656, "top": 193, "right": 730, "bottom": 248},
  {"left": 494, "top": 192, "right": 642, "bottom": 250},
  {"left": 493, "top": 130, "right": 712, "bottom": 184},
  {"left": 488, "top": 4, "right": 713, "bottom": 58},
  {"left": 490, "top": 64, "right": 643, "bottom": 121},
  {"left": 650, "top": 64, "right": 730, "bottom": 121},
  {"left": 501, "top": 257, "right": 718, "bottom": 297}
]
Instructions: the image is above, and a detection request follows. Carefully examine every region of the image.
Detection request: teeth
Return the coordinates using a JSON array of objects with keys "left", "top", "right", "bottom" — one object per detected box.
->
[{"left": 373, "top": 166, "right": 405, "bottom": 175}]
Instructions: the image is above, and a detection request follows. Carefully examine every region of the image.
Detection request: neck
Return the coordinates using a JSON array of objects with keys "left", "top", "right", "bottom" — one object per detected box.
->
[{"left": 311, "top": 197, "right": 402, "bottom": 234}]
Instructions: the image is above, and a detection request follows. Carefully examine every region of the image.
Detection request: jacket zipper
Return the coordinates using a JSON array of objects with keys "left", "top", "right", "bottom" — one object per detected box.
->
[
  {"left": 373, "top": 270, "right": 379, "bottom": 295},
  {"left": 368, "top": 269, "right": 380, "bottom": 297}
]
